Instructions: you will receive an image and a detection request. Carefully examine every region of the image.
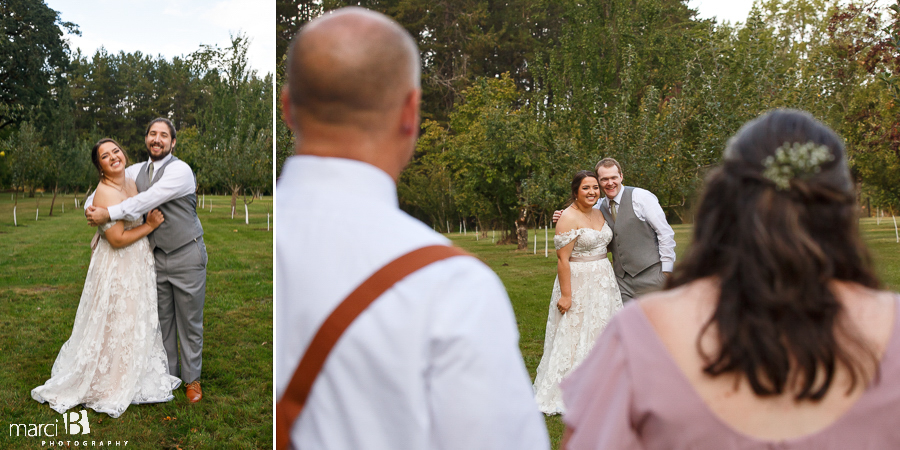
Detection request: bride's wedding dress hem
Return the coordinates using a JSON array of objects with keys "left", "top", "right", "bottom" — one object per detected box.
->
[
  {"left": 533, "top": 225, "right": 623, "bottom": 415},
  {"left": 32, "top": 219, "right": 181, "bottom": 419}
]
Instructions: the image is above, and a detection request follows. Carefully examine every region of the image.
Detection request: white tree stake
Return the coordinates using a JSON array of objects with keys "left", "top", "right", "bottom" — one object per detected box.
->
[
  {"left": 533, "top": 228, "right": 537, "bottom": 254},
  {"left": 35, "top": 208, "right": 39, "bottom": 221},
  {"left": 13, "top": 206, "right": 17, "bottom": 226},
  {"left": 545, "top": 225, "right": 548, "bottom": 257},
  {"left": 893, "top": 213, "right": 899, "bottom": 243},
  {"left": 267, "top": 213, "right": 270, "bottom": 231},
  {"left": 244, "top": 204, "right": 249, "bottom": 224},
  {"left": 446, "top": 221, "right": 450, "bottom": 234},
  {"left": 231, "top": 206, "right": 235, "bottom": 219},
  {"left": 75, "top": 198, "right": 79, "bottom": 208},
  {"left": 476, "top": 225, "right": 479, "bottom": 241}
]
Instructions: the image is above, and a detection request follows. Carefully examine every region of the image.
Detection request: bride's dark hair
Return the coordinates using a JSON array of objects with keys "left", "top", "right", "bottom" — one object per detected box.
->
[
  {"left": 670, "top": 109, "right": 880, "bottom": 400},
  {"left": 90, "top": 138, "right": 130, "bottom": 181}
]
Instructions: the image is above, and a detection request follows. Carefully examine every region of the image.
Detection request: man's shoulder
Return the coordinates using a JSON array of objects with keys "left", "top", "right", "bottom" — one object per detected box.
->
[
  {"left": 168, "top": 157, "right": 193, "bottom": 170},
  {"left": 629, "top": 186, "right": 660, "bottom": 202}
]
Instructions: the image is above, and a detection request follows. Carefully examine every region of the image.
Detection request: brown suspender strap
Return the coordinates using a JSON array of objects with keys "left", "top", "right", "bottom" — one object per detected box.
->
[{"left": 276, "top": 244, "right": 470, "bottom": 450}]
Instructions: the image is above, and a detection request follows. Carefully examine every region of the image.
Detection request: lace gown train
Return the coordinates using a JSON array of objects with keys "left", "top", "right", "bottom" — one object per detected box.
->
[
  {"left": 533, "top": 224, "right": 623, "bottom": 414},
  {"left": 32, "top": 220, "right": 181, "bottom": 418}
]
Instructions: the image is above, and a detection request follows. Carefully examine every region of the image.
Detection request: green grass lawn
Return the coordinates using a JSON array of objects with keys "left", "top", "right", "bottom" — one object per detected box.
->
[
  {"left": 446, "top": 218, "right": 900, "bottom": 449},
  {"left": 0, "top": 193, "right": 272, "bottom": 449}
]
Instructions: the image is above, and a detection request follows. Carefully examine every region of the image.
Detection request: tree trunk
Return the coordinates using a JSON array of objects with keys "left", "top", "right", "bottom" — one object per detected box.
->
[
  {"left": 242, "top": 192, "right": 255, "bottom": 225},
  {"left": 515, "top": 206, "right": 529, "bottom": 250},
  {"left": 49, "top": 183, "right": 58, "bottom": 216}
]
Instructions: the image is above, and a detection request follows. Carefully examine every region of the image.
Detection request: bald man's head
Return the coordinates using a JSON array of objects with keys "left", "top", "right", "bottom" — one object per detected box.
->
[{"left": 286, "top": 8, "right": 420, "bottom": 128}]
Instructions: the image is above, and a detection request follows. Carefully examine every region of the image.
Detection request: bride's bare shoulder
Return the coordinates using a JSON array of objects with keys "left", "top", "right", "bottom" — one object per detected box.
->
[
  {"left": 93, "top": 182, "right": 125, "bottom": 208},
  {"left": 124, "top": 178, "right": 138, "bottom": 195}
]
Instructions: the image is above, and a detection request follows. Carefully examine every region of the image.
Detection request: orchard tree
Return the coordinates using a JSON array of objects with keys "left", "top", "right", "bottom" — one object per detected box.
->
[{"left": 0, "top": 0, "right": 77, "bottom": 130}]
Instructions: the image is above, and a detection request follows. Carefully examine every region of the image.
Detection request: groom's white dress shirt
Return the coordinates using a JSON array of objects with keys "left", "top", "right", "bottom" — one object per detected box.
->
[
  {"left": 108, "top": 154, "right": 195, "bottom": 221},
  {"left": 598, "top": 187, "right": 676, "bottom": 272},
  {"left": 85, "top": 154, "right": 195, "bottom": 221},
  {"left": 276, "top": 156, "right": 549, "bottom": 450}
]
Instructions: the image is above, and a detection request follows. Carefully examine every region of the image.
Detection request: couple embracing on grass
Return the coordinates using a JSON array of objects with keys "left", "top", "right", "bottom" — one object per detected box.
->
[
  {"left": 532, "top": 157, "right": 677, "bottom": 415},
  {"left": 32, "top": 117, "right": 207, "bottom": 418}
]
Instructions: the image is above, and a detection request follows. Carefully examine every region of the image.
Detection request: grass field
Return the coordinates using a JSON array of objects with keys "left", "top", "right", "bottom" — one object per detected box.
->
[
  {"left": 445, "top": 218, "right": 900, "bottom": 449},
  {"left": 0, "top": 192, "right": 273, "bottom": 449}
]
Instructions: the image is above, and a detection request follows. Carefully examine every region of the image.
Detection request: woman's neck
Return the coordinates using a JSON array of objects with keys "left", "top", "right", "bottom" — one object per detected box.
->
[{"left": 103, "top": 173, "right": 127, "bottom": 191}]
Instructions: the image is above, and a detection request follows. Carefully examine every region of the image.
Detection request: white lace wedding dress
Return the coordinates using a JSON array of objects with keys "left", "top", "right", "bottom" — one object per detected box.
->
[
  {"left": 32, "top": 219, "right": 181, "bottom": 418},
  {"left": 533, "top": 224, "right": 623, "bottom": 414}
]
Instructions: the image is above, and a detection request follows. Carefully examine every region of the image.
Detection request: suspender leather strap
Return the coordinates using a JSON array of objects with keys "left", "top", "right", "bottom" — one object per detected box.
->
[{"left": 276, "top": 244, "right": 471, "bottom": 450}]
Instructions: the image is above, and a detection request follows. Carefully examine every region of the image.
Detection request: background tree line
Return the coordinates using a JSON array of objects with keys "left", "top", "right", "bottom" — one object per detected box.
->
[
  {"left": 282, "top": 0, "right": 899, "bottom": 249},
  {"left": 0, "top": 0, "right": 273, "bottom": 219}
]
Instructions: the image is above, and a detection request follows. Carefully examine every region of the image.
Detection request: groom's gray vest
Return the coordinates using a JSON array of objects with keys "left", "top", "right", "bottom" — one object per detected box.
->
[
  {"left": 135, "top": 156, "right": 203, "bottom": 253},
  {"left": 600, "top": 187, "right": 661, "bottom": 278}
]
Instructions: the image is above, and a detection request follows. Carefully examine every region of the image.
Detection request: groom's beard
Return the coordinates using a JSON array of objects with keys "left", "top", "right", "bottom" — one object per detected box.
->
[{"left": 148, "top": 146, "right": 173, "bottom": 161}]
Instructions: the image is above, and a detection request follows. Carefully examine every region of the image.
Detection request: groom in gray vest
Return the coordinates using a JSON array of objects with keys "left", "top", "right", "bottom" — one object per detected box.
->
[
  {"left": 595, "top": 158, "right": 675, "bottom": 302},
  {"left": 85, "top": 118, "right": 207, "bottom": 403}
]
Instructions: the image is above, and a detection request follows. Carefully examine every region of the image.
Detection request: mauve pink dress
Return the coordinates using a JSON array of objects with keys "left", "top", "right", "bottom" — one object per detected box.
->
[{"left": 561, "top": 296, "right": 900, "bottom": 450}]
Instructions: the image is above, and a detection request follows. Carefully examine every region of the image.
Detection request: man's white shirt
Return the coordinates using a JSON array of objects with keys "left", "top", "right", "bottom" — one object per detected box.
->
[
  {"left": 598, "top": 187, "right": 676, "bottom": 272},
  {"left": 276, "top": 155, "right": 549, "bottom": 450},
  {"left": 85, "top": 154, "right": 195, "bottom": 221}
]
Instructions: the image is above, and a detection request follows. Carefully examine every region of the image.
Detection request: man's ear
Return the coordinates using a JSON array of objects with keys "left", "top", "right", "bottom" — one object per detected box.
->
[
  {"left": 399, "top": 89, "right": 421, "bottom": 136},
  {"left": 281, "top": 87, "right": 295, "bottom": 131}
]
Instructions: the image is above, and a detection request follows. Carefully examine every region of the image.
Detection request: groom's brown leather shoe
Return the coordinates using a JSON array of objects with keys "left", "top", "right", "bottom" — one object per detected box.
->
[{"left": 186, "top": 381, "right": 202, "bottom": 403}]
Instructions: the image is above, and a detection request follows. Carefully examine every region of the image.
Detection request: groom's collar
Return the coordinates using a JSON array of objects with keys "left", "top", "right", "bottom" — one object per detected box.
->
[
  {"left": 148, "top": 153, "right": 174, "bottom": 171},
  {"left": 607, "top": 187, "right": 625, "bottom": 207}
]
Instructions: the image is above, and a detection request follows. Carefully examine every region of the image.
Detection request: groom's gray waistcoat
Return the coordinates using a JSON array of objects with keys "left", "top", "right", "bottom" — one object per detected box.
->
[
  {"left": 601, "top": 186, "right": 661, "bottom": 278},
  {"left": 135, "top": 156, "right": 203, "bottom": 254}
]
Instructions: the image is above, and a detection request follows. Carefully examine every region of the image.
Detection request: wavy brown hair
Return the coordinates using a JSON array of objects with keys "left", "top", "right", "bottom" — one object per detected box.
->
[{"left": 670, "top": 109, "right": 880, "bottom": 401}]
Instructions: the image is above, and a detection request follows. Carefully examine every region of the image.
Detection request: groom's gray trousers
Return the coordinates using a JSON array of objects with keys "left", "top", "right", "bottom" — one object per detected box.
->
[
  {"left": 601, "top": 187, "right": 667, "bottom": 303},
  {"left": 617, "top": 262, "right": 666, "bottom": 302},
  {"left": 154, "top": 237, "right": 207, "bottom": 383}
]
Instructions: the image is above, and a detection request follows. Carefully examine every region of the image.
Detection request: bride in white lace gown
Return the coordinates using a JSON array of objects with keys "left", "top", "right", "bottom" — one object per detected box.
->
[
  {"left": 533, "top": 170, "right": 623, "bottom": 415},
  {"left": 32, "top": 139, "right": 180, "bottom": 418}
]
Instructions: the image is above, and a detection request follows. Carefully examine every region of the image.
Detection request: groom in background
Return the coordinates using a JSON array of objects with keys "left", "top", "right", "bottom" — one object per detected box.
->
[
  {"left": 554, "top": 157, "right": 676, "bottom": 302},
  {"left": 85, "top": 118, "right": 207, "bottom": 403},
  {"left": 594, "top": 158, "right": 675, "bottom": 302}
]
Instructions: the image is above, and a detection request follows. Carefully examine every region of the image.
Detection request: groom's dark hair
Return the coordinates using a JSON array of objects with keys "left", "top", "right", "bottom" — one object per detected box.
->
[{"left": 145, "top": 117, "right": 177, "bottom": 142}]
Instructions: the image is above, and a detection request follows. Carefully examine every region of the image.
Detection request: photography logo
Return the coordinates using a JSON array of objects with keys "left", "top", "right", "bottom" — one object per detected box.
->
[
  {"left": 7, "top": 410, "right": 131, "bottom": 447},
  {"left": 8, "top": 410, "right": 89, "bottom": 438}
]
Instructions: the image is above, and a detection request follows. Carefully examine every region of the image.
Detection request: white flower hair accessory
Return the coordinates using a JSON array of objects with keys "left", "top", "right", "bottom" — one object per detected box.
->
[{"left": 762, "top": 141, "right": 835, "bottom": 190}]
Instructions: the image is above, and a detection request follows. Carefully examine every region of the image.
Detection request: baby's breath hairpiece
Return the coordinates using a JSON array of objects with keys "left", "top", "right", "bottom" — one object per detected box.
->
[{"left": 762, "top": 141, "right": 835, "bottom": 190}]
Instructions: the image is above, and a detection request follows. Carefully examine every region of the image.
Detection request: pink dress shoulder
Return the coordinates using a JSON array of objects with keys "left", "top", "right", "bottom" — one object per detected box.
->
[{"left": 561, "top": 296, "right": 900, "bottom": 450}]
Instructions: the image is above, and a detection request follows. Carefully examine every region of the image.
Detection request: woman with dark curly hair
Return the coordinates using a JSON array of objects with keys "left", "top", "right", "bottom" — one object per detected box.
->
[{"left": 561, "top": 109, "right": 900, "bottom": 449}]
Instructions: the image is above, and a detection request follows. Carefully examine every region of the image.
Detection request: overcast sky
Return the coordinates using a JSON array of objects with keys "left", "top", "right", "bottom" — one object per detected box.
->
[
  {"left": 690, "top": 0, "right": 757, "bottom": 24},
  {"left": 45, "top": 0, "right": 274, "bottom": 76}
]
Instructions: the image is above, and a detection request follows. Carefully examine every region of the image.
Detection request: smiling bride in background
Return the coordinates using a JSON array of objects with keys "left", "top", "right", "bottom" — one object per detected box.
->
[
  {"left": 32, "top": 138, "right": 180, "bottom": 418},
  {"left": 533, "top": 170, "right": 624, "bottom": 415}
]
